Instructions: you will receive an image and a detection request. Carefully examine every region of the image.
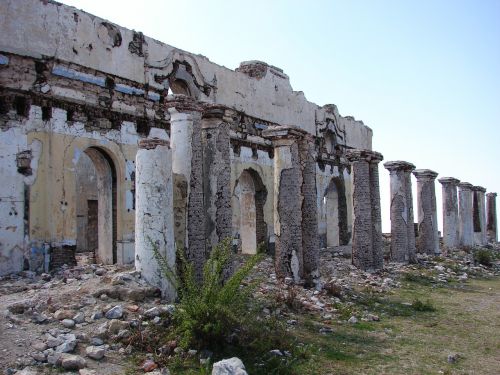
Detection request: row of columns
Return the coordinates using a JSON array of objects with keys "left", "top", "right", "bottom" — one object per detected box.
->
[
  {"left": 133, "top": 94, "right": 498, "bottom": 297},
  {"left": 383, "top": 161, "right": 498, "bottom": 264},
  {"left": 135, "top": 96, "right": 235, "bottom": 297}
]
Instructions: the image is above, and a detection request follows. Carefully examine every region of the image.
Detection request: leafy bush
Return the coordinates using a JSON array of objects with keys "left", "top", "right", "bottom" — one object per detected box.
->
[
  {"left": 474, "top": 249, "right": 493, "bottom": 267},
  {"left": 154, "top": 237, "right": 262, "bottom": 349},
  {"left": 148, "top": 238, "right": 309, "bottom": 374}
]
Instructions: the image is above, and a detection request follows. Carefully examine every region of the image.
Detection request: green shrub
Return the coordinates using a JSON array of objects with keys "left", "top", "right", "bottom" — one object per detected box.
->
[
  {"left": 154, "top": 237, "right": 262, "bottom": 349},
  {"left": 411, "top": 298, "right": 436, "bottom": 312},
  {"left": 474, "top": 249, "right": 493, "bottom": 267},
  {"left": 148, "top": 238, "right": 308, "bottom": 374}
]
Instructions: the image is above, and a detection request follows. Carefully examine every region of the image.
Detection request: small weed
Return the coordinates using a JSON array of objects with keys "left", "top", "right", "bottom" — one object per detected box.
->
[
  {"left": 323, "top": 281, "right": 343, "bottom": 298},
  {"left": 277, "top": 284, "right": 302, "bottom": 312},
  {"left": 411, "top": 298, "right": 436, "bottom": 312}
]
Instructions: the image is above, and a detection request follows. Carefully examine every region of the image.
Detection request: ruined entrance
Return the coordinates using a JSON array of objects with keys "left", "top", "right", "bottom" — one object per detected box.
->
[
  {"left": 324, "top": 177, "right": 349, "bottom": 247},
  {"left": 233, "top": 169, "right": 267, "bottom": 254},
  {"left": 75, "top": 147, "right": 117, "bottom": 264}
]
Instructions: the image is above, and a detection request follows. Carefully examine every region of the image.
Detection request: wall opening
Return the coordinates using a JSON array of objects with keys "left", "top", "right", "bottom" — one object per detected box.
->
[
  {"left": 324, "top": 176, "right": 349, "bottom": 247},
  {"left": 233, "top": 169, "right": 267, "bottom": 254},
  {"left": 75, "top": 147, "right": 117, "bottom": 264},
  {"left": 169, "top": 78, "right": 191, "bottom": 96}
]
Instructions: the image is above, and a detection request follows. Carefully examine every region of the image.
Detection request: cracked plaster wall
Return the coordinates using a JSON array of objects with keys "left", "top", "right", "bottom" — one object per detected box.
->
[{"left": 0, "top": 104, "right": 140, "bottom": 273}]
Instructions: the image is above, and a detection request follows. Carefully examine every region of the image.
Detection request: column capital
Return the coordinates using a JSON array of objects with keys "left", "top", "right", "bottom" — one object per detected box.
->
[
  {"left": 438, "top": 177, "right": 460, "bottom": 185},
  {"left": 138, "top": 138, "right": 169, "bottom": 150},
  {"left": 486, "top": 192, "right": 497, "bottom": 197},
  {"left": 262, "top": 125, "right": 308, "bottom": 141},
  {"left": 346, "top": 149, "right": 383, "bottom": 163},
  {"left": 383, "top": 160, "right": 415, "bottom": 172},
  {"left": 472, "top": 185, "right": 486, "bottom": 193},
  {"left": 412, "top": 169, "right": 438, "bottom": 180},
  {"left": 458, "top": 182, "right": 473, "bottom": 190},
  {"left": 201, "top": 104, "right": 237, "bottom": 129},
  {"left": 165, "top": 94, "right": 205, "bottom": 113}
]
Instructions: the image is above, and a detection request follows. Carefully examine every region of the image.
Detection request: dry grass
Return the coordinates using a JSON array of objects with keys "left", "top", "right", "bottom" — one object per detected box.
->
[{"left": 292, "top": 277, "right": 500, "bottom": 375}]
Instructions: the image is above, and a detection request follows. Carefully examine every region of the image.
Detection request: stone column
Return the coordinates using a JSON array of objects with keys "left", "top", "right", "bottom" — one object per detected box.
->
[
  {"left": 458, "top": 182, "right": 474, "bottom": 247},
  {"left": 135, "top": 138, "right": 176, "bottom": 300},
  {"left": 413, "top": 169, "right": 439, "bottom": 255},
  {"left": 263, "top": 125, "right": 319, "bottom": 285},
  {"left": 263, "top": 126, "right": 304, "bottom": 282},
  {"left": 486, "top": 192, "right": 497, "bottom": 243},
  {"left": 472, "top": 186, "right": 487, "bottom": 246},
  {"left": 383, "top": 161, "right": 416, "bottom": 263},
  {"left": 167, "top": 95, "right": 206, "bottom": 281},
  {"left": 299, "top": 134, "right": 320, "bottom": 287},
  {"left": 201, "top": 105, "right": 233, "bottom": 251},
  {"left": 369, "top": 155, "right": 384, "bottom": 270},
  {"left": 438, "top": 177, "right": 460, "bottom": 249},
  {"left": 346, "top": 149, "right": 384, "bottom": 271}
]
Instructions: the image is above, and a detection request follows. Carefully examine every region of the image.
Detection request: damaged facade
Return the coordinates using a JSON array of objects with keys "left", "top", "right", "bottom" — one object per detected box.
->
[
  {"left": 0, "top": 0, "right": 497, "bottom": 295},
  {"left": 0, "top": 0, "right": 370, "bottom": 284}
]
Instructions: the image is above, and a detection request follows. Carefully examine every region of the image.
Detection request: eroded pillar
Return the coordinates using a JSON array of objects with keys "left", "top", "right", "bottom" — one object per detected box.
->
[
  {"left": 346, "top": 149, "right": 384, "bottom": 271},
  {"left": 438, "top": 177, "right": 460, "bottom": 249},
  {"left": 413, "top": 169, "right": 439, "bottom": 255},
  {"left": 472, "top": 186, "right": 487, "bottom": 246},
  {"left": 201, "top": 105, "right": 233, "bottom": 251},
  {"left": 167, "top": 95, "right": 206, "bottom": 281},
  {"left": 486, "top": 192, "right": 497, "bottom": 243},
  {"left": 458, "top": 182, "right": 474, "bottom": 247},
  {"left": 263, "top": 125, "right": 319, "bottom": 284},
  {"left": 384, "top": 161, "right": 416, "bottom": 263},
  {"left": 135, "top": 138, "right": 176, "bottom": 300},
  {"left": 299, "top": 134, "right": 320, "bottom": 286}
]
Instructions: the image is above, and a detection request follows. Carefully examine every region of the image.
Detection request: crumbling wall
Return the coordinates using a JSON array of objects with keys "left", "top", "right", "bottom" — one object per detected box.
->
[{"left": 0, "top": 0, "right": 373, "bottom": 150}]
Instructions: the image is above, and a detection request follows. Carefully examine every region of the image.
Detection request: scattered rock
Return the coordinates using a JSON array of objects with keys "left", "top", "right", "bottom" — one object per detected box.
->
[
  {"left": 447, "top": 353, "right": 460, "bottom": 363},
  {"left": 144, "top": 306, "right": 161, "bottom": 319},
  {"left": 91, "top": 311, "right": 103, "bottom": 320},
  {"left": 95, "top": 268, "right": 107, "bottom": 276},
  {"left": 212, "top": 357, "right": 248, "bottom": 375},
  {"left": 105, "top": 305, "right": 123, "bottom": 319},
  {"left": 366, "top": 314, "right": 380, "bottom": 321},
  {"left": 60, "top": 353, "right": 86, "bottom": 370},
  {"left": 61, "top": 319, "right": 76, "bottom": 328},
  {"left": 73, "top": 312, "right": 86, "bottom": 324},
  {"left": 86, "top": 345, "right": 105, "bottom": 360},
  {"left": 54, "top": 309, "right": 76, "bottom": 320},
  {"left": 142, "top": 359, "right": 158, "bottom": 372},
  {"left": 348, "top": 316, "right": 358, "bottom": 324},
  {"left": 90, "top": 337, "right": 104, "bottom": 346}
]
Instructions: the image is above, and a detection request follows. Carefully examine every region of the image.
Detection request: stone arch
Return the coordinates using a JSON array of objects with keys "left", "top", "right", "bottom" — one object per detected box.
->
[
  {"left": 233, "top": 168, "right": 267, "bottom": 254},
  {"left": 76, "top": 146, "right": 118, "bottom": 264},
  {"left": 324, "top": 176, "right": 349, "bottom": 247}
]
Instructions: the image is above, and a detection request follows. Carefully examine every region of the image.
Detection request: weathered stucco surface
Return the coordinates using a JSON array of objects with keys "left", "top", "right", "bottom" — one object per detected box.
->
[{"left": 0, "top": 0, "right": 374, "bottom": 279}]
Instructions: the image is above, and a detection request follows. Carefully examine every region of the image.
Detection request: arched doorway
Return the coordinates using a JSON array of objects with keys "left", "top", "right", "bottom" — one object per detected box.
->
[
  {"left": 233, "top": 169, "right": 267, "bottom": 254},
  {"left": 75, "top": 147, "right": 117, "bottom": 264},
  {"left": 324, "top": 176, "right": 349, "bottom": 247}
]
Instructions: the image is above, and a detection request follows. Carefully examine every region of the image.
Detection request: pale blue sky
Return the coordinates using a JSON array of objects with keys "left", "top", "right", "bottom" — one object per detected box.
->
[{"left": 58, "top": 0, "right": 500, "bottom": 232}]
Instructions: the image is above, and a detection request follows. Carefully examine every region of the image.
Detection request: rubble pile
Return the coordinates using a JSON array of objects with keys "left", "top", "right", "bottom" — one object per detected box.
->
[{"left": 1, "top": 245, "right": 498, "bottom": 374}]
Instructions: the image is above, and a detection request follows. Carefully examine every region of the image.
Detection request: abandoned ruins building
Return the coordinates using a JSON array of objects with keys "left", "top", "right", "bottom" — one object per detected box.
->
[{"left": 0, "top": 0, "right": 497, "bottom": 297}]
